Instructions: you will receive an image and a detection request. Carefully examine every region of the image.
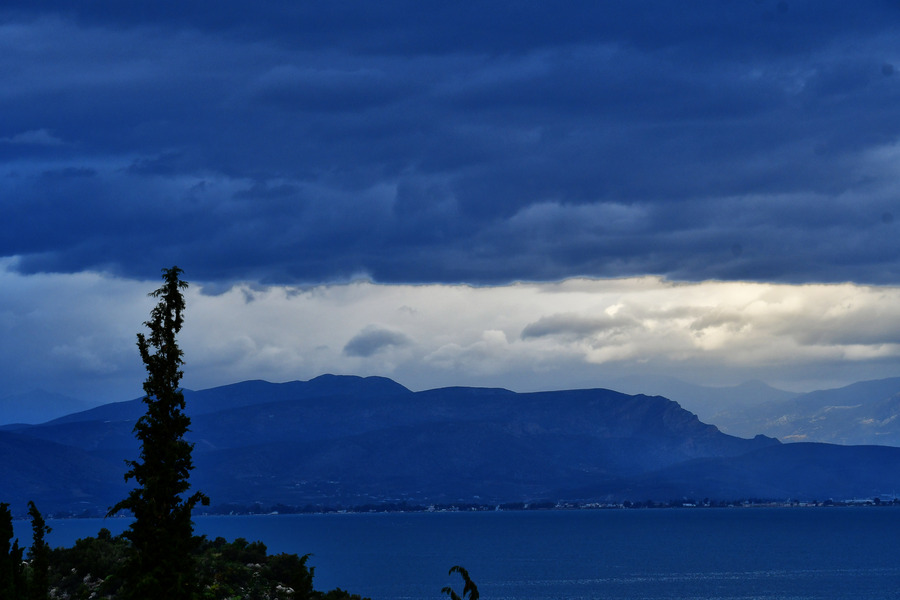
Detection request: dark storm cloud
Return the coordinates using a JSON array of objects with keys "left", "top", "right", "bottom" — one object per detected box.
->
[
  {"left": 521, "top": 314, "right": 639, "bottom": 341},
  {"left": 252, "top": 65, "right": 411, "bottom": 113},
  {"left": 2, "top": 1, "right": 900, "bottom": 285},
  {"left": 343, "top": 326, "right": 412, "bottom": 358}
]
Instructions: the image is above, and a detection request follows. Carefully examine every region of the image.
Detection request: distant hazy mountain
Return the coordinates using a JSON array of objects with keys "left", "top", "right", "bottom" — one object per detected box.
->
[
  {"left": 610, "top": 375, "right": 799, "bottom": 425},
  {"left": 3, "top": 375, "right": 900, "bottom": 515},
  {"left": 710, "top": 378, "right": 900, "bottom": 445},
  {"left": 611, "top": 375, "right": 900, "bottom": 447},
  {"left": 0, "top": 390, "right": 91, "bottom": 427}
]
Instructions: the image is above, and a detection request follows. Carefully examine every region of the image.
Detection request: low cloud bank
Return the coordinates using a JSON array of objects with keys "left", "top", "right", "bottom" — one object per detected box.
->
[{"left": 2, "top": 265, "right": 898, "bottom": 406}]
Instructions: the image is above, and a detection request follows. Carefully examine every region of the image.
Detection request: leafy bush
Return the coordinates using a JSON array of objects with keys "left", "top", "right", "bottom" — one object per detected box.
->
[{"left": 45, "top": 530, "right": 370, "bottom": 600}]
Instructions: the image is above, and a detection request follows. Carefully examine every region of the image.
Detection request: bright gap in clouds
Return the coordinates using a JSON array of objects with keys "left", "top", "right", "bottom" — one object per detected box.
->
[
  {"left": 171, "top": 277, "right": 900, "bottom": 395},
  {"left": 0, "top": 268, "right": 900, "bottom": 402},
  {"left": 2, "top": 264, "right": 900, "bottom": 403}
]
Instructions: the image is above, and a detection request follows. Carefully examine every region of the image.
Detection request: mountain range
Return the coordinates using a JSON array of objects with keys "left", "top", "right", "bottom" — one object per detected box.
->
[
  {"left": 7, "top": 375, "right": 900, "bottom": 447},
  {"left": 2, "top": 375, "right": 900, "bottom": 515},
  {"left": 612, "top": 375, "right": 900, "bottom": 446},
  {"left": 707, "top": 378, "right": 900, "bottom": 445}
]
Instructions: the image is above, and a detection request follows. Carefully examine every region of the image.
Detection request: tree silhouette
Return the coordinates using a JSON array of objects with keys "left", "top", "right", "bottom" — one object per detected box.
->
[
  {"left": 442, "top": 565, "right": 479, "bottom": 600},
  {"left": 109, "top": 266, "right": 209, "bottom": 600},
  {"left": 0, "top": 502, "right": 24, "bottom": 598},
  {"left": 27, "top": 500, "right": 51, "bottom": 600}
]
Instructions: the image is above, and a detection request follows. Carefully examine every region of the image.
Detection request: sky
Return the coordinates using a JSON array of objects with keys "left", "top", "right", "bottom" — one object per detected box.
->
[{"left": 1, "top": 1, "right": 900, "bottom": 411}]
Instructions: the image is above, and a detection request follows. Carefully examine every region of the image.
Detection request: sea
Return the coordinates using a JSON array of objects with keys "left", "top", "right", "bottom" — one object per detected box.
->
[{"left": 13, "top": 507, "right": 900, "bottom": 600}]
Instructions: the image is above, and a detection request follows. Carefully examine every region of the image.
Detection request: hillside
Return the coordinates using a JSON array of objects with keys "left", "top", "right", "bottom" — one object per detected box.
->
[
  {"left": 613, "top": 375, "right": 900, "bottom": 447},
  {"left": 0, "top": 430, "right": 126, "bottom": 513},
  {"left": 611, "top": 375, "right": 800, "bottom": 425},
  {"left": 2, "top": 375, "right": 899, "bottom": 514}
]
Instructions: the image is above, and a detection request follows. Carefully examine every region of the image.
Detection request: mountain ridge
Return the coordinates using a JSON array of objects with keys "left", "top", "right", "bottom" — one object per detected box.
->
[
  {"left": 2, "top": 374, "right": 899, "bottom": 515},
  {"left": 612, "top": 375, "right": 900, "bottom": 446},
  {"left": 708, "top": 377, "right": 900, "bottom": 445}
]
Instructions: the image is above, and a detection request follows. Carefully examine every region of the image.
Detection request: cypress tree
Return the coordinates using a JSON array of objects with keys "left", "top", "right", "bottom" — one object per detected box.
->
[
  {"left": 27, "top": 500, "right": 50, "bottom": 600},
  {"left": 0, "top": 502, "right": 11, "bottom": 598},
  {"left": 109, "top": 266, "right": 209, "bottom": 600},
  {"left": 0, "top": 502, "right": 24, "bottom": 598}
]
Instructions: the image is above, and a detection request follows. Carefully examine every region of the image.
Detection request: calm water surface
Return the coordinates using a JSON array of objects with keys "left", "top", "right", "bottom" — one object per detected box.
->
[{"left": 16, "top": 508, "right": 900, "bottom": 600}]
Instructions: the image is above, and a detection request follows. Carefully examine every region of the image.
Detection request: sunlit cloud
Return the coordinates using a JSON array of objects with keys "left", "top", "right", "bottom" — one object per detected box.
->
[
  {"left": 2, "top": 264, "right": 897, "bottom": 404},
  {"left": 175, "top": 278, "right": 900, "bottom": 394}
]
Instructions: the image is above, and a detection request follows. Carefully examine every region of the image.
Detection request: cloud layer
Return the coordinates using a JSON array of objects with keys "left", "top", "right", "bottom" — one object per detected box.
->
[
  {"left": 2, "top": 265, "right": 899, "bottom": 404},
  {"left": 1, "top": 2, "right": 898, "bottom": 285},
  {"left": 3, "top": 3, "right": 900, "bottom": 405}
]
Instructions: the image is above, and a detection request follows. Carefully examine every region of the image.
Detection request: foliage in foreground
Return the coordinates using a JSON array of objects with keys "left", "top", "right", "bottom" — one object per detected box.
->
[
  {"left": 45, "top": 529, "right": 369, "bottom": 600},
  {"left": 1, "top": 502, "right": 25, "bottom": 598},
  {"left": 3, "top": 504, "right": 370, "bottom": 600},
  {"left": 2, "top": 501, "right": 52, "bottom": 600},
  {"left": 442, "top": 565, "right": 479, "bottom": 600}
]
